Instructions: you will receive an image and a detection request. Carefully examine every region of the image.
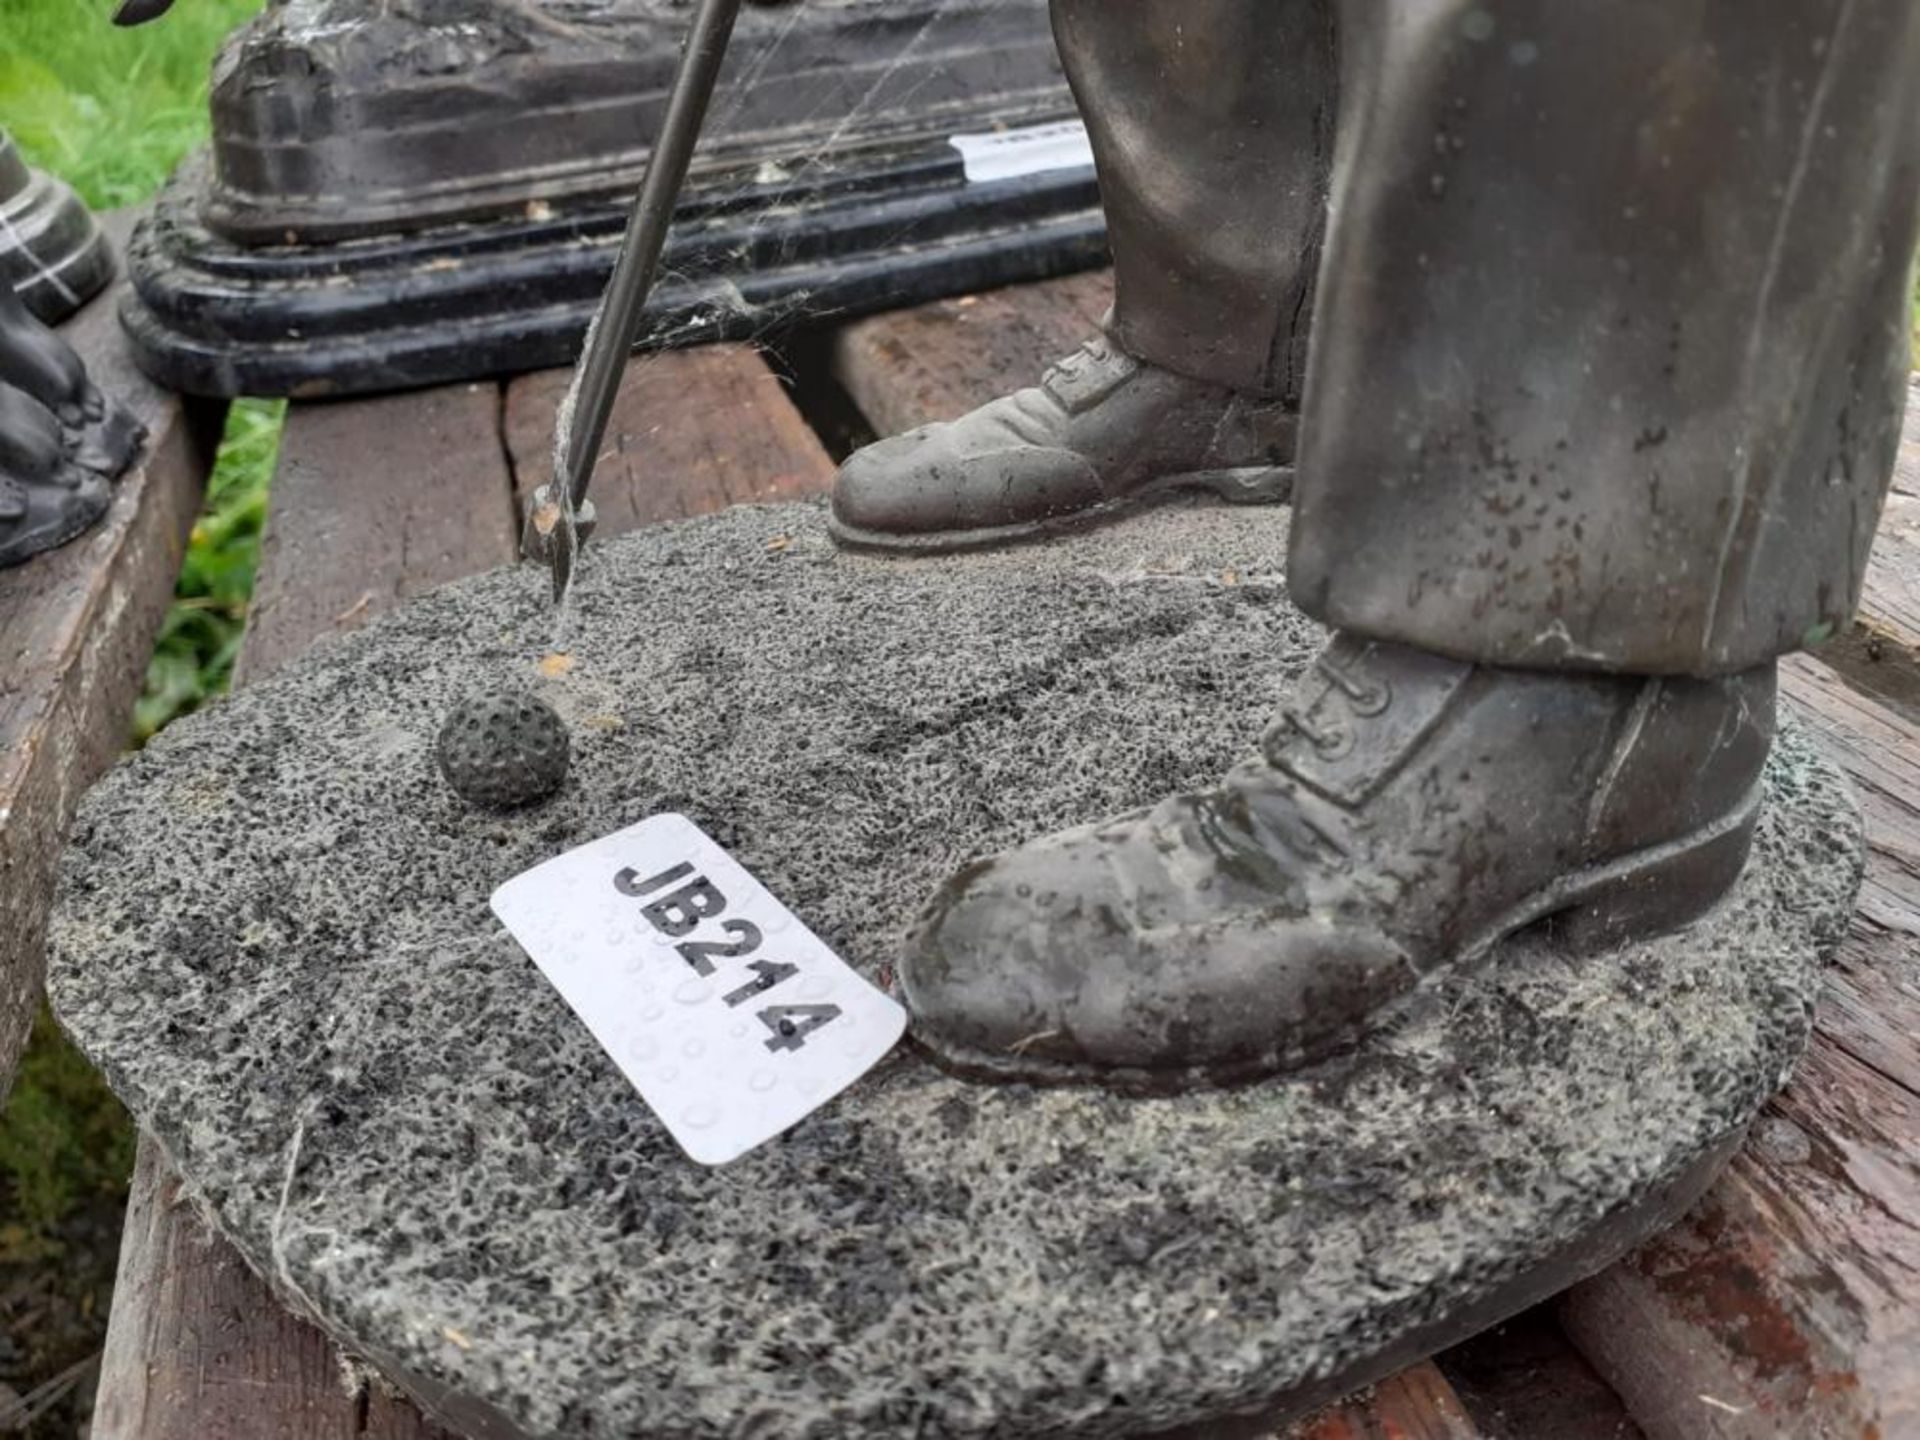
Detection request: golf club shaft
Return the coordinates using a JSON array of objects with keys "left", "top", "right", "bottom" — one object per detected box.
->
[{"left": 561, "top": 0, "right": 747, "bottom": 512}]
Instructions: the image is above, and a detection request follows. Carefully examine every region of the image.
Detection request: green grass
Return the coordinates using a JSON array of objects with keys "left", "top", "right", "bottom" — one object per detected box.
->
[
  {"left": 133, "top": 395, "right": 281, "bottom": 739},
  {"left": 1, "top": 0, "right": 262, "bottom": 209},
  {"left": 0, "top": 1012, "right": 136, "bottom": 1263}
]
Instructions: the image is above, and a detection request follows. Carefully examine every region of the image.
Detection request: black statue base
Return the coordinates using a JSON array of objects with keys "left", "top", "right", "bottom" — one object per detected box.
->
[
  {"left": 1, "top": 132, "right": 115, "bottom": 327},
  {"left": 123, "top": 149, "right": 1104, "bottom": 399},
  {"left": 203, "top": 0, "right": 1074, "bottom": 241},
  {"left": 49, "top": 503, "right": 1862, "bottom": 1439},
  {"left": 121, "top": 0, "right": 1108, "bottom": 398}
]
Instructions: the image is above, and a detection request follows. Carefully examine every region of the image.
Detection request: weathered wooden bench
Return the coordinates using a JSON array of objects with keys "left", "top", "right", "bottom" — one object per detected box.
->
[
  {"left": 0, "top": 214, "right": 221, "bottom": 1096},
  {"left": 37, "top": 266, "right": 1920, "bottom": 1438}
]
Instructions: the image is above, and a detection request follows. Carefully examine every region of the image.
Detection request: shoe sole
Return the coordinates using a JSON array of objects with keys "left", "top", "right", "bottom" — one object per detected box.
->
[
  {"left": 909, "top": 778, "right": 1765, "bottom": 1095},
  {"left": 827, "top": 464, "right": 1295, "bottom": 557}
]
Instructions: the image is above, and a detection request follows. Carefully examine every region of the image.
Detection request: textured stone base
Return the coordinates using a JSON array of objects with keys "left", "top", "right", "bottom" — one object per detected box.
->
[{"left": 50, "top": 501, "right": 1861, "bottom": 1440}]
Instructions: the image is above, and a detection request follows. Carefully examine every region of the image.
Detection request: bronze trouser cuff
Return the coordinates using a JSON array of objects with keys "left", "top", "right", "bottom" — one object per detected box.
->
[
  {"left": 1055, "top": 0, "right": 1920, "bottom": 674},
  {"left": 1052, "top": 0, "right": 1334, "bottom": 400}
]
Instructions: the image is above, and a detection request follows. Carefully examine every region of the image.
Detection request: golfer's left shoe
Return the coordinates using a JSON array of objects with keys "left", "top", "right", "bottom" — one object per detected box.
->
[{"left": 897, "top": 634, "right": 1775, "bottom": 1090}]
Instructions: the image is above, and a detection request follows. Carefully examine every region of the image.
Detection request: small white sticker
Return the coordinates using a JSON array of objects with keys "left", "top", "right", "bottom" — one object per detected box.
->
[
  {"left": 949, "top": 119, "right": 1095, "bottom": 185},
  {"left": 491, "top": 815, "right": 906, "bottom": 1167}
]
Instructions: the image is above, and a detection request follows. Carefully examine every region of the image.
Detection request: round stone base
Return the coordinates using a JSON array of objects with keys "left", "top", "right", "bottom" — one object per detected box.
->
[{"left": 50, "top": 502, "right": 1861, "bottom": 1440}]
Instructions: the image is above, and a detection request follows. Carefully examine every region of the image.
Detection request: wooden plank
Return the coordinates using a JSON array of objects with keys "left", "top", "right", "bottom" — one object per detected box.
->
[
  {"left": 0, "top": 210, "right": 221, "bottom": 1091},
  {"left": 1561, "top": 653, "right": 1920, "bottom": 1440},
  {"left": 1563, "top": 1042, "right": 1920, "bottom": 1440},
  {"left": 831, "top": 268, "right": 1114, "bottom": 436},
  {"left": 1436, "top": 1303, "right": 1647, "bottom": 1440},
  {"left": 98, "top": 344, "right": 837, "bottom": 1439},
  {"left": 236, "top": 381, "right": 519, "bottom": 686},
  {"left": 1894, "top": 381, "right": 1920, "bottom": 503},
  {"left": 1785, "top": 657, "right": 1920, "bottom": 1095},
  {"left": 1818, "top": 383, "right": 1920, "bottom": 723},
  {"left": 502, "top": 346, "right": 836, "bottom": 539},
  {"left": 91, "top": 377, "right": 521, "bottom": 1440},
  {"left": 93, "top": 1139, "right": 398, "bottom": 1440},
  {"left": 1285, "top": 1361, "right": 1481, "bottom": 1439}
]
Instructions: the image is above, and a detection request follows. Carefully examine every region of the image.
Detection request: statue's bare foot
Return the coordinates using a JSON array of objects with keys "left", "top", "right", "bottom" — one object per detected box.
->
[
  {"left": 0, "top": 382, "right": 110, "bottom": 568},
  {"left": 0, "top": 286, "right": 144, "bottom": 485}
]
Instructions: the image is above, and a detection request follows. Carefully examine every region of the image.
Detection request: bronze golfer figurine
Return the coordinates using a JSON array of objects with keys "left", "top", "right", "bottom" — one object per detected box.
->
[{"left": 834, "top": 0, "right": 1920, "bottom": 1088}]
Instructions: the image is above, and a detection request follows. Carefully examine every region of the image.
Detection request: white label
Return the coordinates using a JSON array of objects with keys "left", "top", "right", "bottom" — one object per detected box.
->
[
  {"left": 491, "top": 814, "right": 906, "bottom": 1167},
  {"left": 949, "top": 119, "right": 1095, "bottom": 185}
]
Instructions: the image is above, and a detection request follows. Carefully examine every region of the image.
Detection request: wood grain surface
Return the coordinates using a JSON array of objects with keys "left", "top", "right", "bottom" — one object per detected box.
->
[{"left": 0, "top": 211, "right": 220, "bottom": 1092}]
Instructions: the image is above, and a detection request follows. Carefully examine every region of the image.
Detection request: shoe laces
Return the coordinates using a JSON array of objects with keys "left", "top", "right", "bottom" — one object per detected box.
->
[
  {"left": 1272, "top": 651, "right": 1391, "bottom": 758},
  {"left": 1040, "top": 336, "right": 1137, "bottom": 405},
  {"left": 1043, "top": 335, "right": 1115, "bottom": 381}
]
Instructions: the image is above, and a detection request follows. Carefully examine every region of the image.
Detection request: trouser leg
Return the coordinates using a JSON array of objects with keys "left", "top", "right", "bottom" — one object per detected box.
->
[
  {"left": 1051, "top": 0, "right": 1338, "bottom": 399},
  {"left": 1291, "top": 0, "right": 1920, "bottom": 674}
]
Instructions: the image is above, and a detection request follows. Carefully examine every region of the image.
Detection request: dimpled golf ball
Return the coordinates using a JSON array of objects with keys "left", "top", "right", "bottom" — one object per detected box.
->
[{"left": 436, "top": 690, "right": 571, "bottom": 810}]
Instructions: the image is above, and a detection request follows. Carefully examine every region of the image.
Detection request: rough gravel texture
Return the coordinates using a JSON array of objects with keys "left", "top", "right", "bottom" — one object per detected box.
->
[{"left": 49, "top": 501, "right": 1861, "bottom": 1440}]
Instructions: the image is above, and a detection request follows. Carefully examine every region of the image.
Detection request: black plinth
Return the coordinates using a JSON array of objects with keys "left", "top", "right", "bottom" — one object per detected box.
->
[
  {"left": 119, "top": 0, "right": 1109, "bottom": 398},
  {"left": 122, "top": 147, "right": 1105, "bottom": 399}
]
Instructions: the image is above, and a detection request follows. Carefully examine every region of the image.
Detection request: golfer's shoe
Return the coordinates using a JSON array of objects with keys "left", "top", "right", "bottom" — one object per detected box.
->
[
  {"left": 829, "top": 333, "right": 1294, "bottom": 553},
  {"left": 898, "top": 634, "right": 1775, "bottom": 1090}
]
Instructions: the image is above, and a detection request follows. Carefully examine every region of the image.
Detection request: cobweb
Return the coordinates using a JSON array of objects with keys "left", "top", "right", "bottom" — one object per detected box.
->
[
  {"left": 546, "top": 0, "right": 993, "bottom": 635},
  {"left": 601, "top": 0, "right": 972, "bottom": 348}
]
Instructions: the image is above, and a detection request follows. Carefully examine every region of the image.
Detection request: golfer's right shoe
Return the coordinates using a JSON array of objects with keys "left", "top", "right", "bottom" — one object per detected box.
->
[{"left": 829, "top": 333, "right": 1295, "bottom": 554}]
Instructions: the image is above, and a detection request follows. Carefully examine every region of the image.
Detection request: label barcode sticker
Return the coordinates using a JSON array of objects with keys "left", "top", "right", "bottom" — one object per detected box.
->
[
  {"left": 491, "top": 814, "right": 906, "bottom": 1166},
  {"left": 949, "top": 119, "right": 1095, "bottom": 185}
]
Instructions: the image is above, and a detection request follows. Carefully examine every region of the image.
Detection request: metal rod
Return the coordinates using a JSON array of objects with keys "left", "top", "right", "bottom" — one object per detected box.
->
[{"left": 561, "top": 0, "right": 747, "bottom": 513}]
